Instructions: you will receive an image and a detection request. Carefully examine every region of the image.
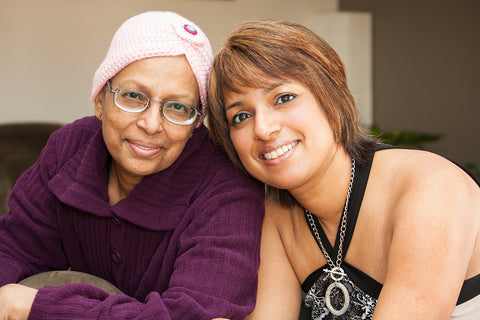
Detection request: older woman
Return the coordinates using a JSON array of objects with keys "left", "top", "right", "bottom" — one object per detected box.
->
[
  {"left": 207, "top": 20, "right": 480, "bottom": 319},
  {"left": 0, "top": 12, "right": 264, "bottom": 319}
]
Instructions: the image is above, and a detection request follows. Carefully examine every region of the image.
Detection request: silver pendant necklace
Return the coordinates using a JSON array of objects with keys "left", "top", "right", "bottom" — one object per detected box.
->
[{"left": 304, "top": 158, "right": 356, "bottom": 316}]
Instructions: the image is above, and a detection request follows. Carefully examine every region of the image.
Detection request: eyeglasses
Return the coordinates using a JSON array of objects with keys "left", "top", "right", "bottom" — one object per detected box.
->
[{"left": 107, "top": 80, "right": 202, "bottom": 125}]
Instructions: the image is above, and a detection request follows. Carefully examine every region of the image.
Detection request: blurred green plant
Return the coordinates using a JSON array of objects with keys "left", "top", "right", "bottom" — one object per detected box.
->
[
  {"left": 369, "top": 124, "right": 479, "bottom": 179},
  {"left": 369, "top": 124, "right": 443, "bottom": 150}
]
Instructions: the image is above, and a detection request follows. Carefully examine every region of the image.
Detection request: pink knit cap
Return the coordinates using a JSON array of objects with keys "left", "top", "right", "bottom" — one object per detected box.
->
[{"left": 91, "top": 11, "right": 213, "bottom": 124}]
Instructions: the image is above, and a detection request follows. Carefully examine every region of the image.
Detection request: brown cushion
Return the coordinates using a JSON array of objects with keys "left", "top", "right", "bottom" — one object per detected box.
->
[
  {"left": 0, "top": 123, "right": 62, "bottom": 215},
  {"left": 19, "top": 271, "right": 124, "bottom": 295}
]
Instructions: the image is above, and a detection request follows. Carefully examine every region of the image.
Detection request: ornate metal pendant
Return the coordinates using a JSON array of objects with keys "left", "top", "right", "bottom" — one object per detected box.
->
[{"left": 324, "top": 267, "right": 350, "bottom": 316}]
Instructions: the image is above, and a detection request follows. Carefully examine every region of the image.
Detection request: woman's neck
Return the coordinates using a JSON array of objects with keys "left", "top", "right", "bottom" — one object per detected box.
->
[
  {"left": 290, "top": 148, "right": 352, "bottom": 241},
  {"left": 107, "top": 161, "right": 142, "bottom": 206}
]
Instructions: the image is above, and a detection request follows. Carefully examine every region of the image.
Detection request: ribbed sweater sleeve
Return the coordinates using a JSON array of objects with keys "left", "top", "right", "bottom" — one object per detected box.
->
[{"left": 30, "top": 285, "right": 171, "bottom": 319}]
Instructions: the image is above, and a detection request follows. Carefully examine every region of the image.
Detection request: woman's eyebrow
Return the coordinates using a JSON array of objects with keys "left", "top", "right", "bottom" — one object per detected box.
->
[
  {"left": 262, "top": 83, "right": 283, "bottom": 94},
  {"left": 226, "top": 100, "right": 243, "bottom": 111},
  {"left": 225, "top": 82, "right": 289, "bottom": 110},
  {"left": 114, "top": 79, "right": 147, "bottom": 91}
]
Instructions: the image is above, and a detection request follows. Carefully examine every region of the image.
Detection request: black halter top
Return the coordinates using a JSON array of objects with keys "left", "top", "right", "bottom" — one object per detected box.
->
[{"left": 302, "top": 144, "right": 480, "bottom": 305}]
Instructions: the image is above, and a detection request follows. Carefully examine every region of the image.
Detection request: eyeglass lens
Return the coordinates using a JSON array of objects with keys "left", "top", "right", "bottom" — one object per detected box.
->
[{"left": 114, "top": 88, "right": 197, "bottom": 124}]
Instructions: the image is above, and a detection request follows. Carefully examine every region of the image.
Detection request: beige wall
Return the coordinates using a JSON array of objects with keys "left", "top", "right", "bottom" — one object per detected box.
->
[
  {"left": 341, "top": 0, "right": 480, "bottom": 165},
  {"left": 0, "top": 0, "right": 342, "bottom": 125}
]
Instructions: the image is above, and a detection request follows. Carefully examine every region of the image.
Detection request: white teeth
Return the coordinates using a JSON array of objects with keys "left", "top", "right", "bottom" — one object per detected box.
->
[
  {"left": 263, "top": 141, "right": 298, "bottom": 160},
  {"left": 134, "top": 143, "right": 155, "bottom": 150}
]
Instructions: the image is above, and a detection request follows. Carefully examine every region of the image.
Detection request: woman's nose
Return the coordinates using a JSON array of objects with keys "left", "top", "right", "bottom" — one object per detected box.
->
[
  {"left": 254, "top": 108, "right": 281, "bottom": 140},
  {"left": 137, "top": 102, "right": 164, "bottom": 135}
]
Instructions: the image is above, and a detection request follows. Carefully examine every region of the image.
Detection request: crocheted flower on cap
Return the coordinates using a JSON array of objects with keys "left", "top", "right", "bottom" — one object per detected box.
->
[{"left": 91, "top": 11, "right": 213, "bottom": 124}]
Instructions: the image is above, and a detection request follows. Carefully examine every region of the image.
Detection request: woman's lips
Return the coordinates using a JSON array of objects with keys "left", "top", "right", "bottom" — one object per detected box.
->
[
  {"left": 261, "top": 141, "right": 299, "bottom": 160},
  {"left": 129, "top": 140, "right": 162, "bottom": 157}
]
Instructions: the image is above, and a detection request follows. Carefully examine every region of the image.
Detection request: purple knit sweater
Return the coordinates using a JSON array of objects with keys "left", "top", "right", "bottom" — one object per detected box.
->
[{"left": 0, "top": 116, "right": 264, "bottom": 319}]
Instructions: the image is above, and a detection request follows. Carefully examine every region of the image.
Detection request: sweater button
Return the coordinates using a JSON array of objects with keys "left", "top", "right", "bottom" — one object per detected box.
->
[
  {"left": 111, "top": 216, "right": 121, "bottom": 226},
  {"left": 111, "top": 249, "right": 121, "bottom": 264}
]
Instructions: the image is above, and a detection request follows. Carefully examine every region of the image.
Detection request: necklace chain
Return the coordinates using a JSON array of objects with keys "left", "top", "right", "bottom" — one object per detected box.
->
[
  {"left": 305, "top": 158, "right": 356, "bottom": 269},
  {"left": 304, "top": 158, "right": 356, "bottom": 316}
]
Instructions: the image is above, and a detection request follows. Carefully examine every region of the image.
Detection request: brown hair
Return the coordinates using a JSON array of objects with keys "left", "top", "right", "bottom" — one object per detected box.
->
[{"left": 207, "top": 19, "right": 377, "bottom": 207}]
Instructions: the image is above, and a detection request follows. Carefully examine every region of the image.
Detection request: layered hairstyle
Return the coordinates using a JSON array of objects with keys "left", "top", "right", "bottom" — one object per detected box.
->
[{"left": 207, "top": 19, "right": 377, "bottom": 206}]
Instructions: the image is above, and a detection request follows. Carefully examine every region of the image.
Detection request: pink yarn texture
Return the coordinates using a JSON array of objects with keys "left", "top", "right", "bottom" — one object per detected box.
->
[{"left": 91, "top": 11, "right": 213, "bottom": 120}]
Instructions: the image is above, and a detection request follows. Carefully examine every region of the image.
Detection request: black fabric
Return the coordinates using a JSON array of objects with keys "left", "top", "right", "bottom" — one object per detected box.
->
[
  {"left": 302, "top": 144, "right": 480, "bottom": 306},
  {"left": 304, "top": 268, "right": 377, "bottom": 319},
  {"left": 302, "top": 262, "right": 382, "bottom": 301}
]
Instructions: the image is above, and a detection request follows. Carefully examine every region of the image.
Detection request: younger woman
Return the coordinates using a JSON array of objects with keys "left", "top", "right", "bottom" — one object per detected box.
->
[{"left": 207, "top": 19, "right": 480, "bottom": 319}]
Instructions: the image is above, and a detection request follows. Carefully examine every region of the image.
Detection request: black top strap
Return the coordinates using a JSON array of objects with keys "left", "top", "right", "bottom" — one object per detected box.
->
[{"left": 304, "top": 156, "right": 374, "bottom": 259}]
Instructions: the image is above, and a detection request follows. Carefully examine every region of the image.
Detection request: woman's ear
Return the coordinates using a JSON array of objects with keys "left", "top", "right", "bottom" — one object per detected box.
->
[{"left": 94, "top": 87, "right": 106, "bottom": 120}]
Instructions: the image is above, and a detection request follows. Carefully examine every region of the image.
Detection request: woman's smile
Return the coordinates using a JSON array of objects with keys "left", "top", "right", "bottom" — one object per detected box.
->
[
  {"left": 261, "top": 140, "right": 299, "bottom": 160},
  {"left": 128, "top": 139, "right": 162, "bottom": 157}
]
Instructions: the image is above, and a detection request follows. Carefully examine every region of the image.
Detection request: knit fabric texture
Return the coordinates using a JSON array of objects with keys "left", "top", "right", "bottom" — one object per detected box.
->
[{"left": 91, "top": 11, "right": 213, "bottom": 122}]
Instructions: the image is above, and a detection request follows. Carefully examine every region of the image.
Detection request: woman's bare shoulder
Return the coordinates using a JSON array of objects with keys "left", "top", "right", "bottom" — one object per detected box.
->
[
  {"left": 373, "top": 148, "right": 478, "bottom": 198},
  {"left": 372, "top": 147, "right": 480, "bottom": 240}
]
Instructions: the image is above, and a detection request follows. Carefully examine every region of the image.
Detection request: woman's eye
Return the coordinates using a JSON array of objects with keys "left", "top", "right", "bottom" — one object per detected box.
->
[
  {"left": 170, "top": 102, "right": 188, "bottom": 112},
  {"left": 123, "top": 91, "right": 142, "bottom": 100},
  {"left": 275, "top": 93, "right": 296, "bottom": 105},
  {"left": 231, "top": 112, "right": 251, "bottom": 125}
]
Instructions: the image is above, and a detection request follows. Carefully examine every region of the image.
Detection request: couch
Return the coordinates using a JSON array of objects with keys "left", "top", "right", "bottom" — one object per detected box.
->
[{"left": 0, "top": 122, "right": 62, "bottom": 216}]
